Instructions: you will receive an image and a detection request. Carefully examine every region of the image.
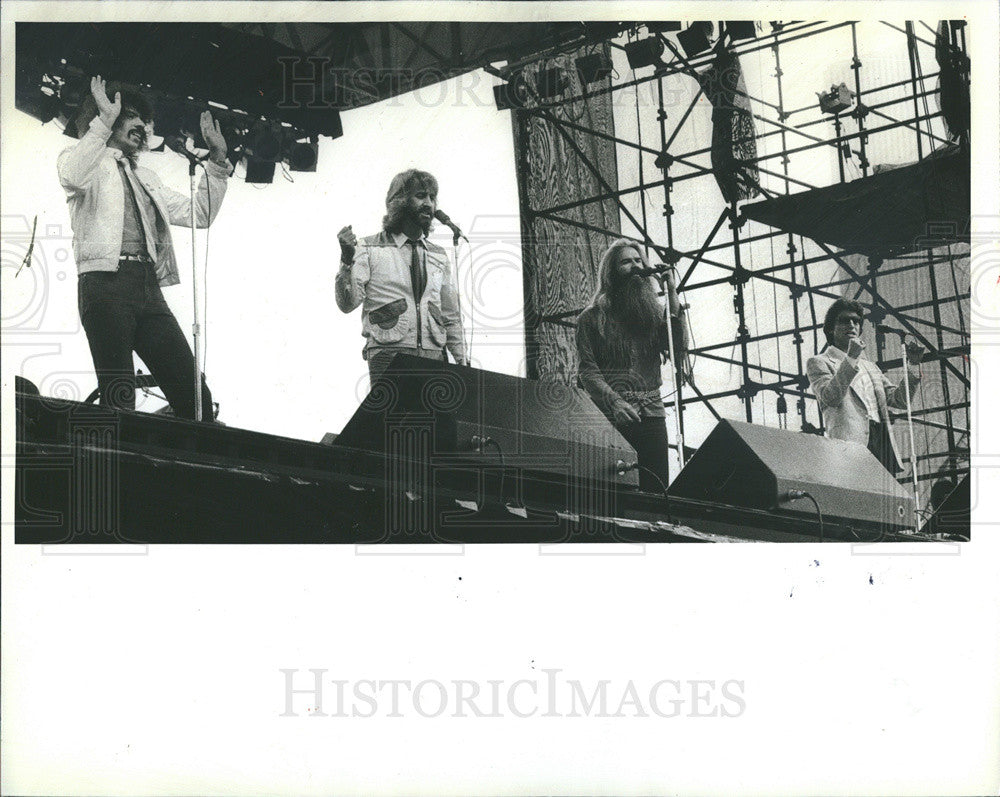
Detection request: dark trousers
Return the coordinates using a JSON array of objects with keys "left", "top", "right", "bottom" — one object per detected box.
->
[
  {"left": 620, "top": 416, "right": 671, "bottom": 493},
  {"left": 868, "top": 420, "right": 901, "bottom": 475},
  {"left": 78, "top": 262, "right": 213, "bottom": 420}
]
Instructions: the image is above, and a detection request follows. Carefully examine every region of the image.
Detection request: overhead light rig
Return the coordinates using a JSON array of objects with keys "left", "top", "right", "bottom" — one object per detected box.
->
[
  {"left": 22, "top": 63, "right": 328, "bottom": 185},
  {"left": 491, "top": 21, "right": 765, "bottom": 110}
]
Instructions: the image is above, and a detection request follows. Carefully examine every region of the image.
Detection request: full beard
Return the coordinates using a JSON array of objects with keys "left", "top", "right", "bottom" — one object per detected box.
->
[
  {"left": 408, "top": 209, "right": 433, "bottom": 237},
  {"left": 610, "top": 275, "right": 663, "bottom": 340}
]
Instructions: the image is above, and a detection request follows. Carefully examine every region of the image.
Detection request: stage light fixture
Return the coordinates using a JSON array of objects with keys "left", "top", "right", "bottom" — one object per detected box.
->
[
  {"left": 625, "top": 36, "right": 665, "bottom": 70},
  {"left": 677, "top": 22, "right": 714, "bottom": 58},
  {"left": 244, "top": 157, "right": 276, "bottom": 184},
  {"left": 582, "top": 22, "right": 624, "bottom": 41},
  {"left": 37, "top": 89, "right": 62, "bottom": 124},
  {"left": 646, "top": 22, "right": 683, "bottom": 33},
  {"left": 493, "top": 71, "right": 529, "bottom": 110},
  {"left": 817, "top": 83, "right": 854, "bottom": 114},
  {"left": 536, "top": 67, "right": 569, "bottom": 98},
  {"left": 288, "top": 135, "right": 318, "bottom": 172},
  {"left": 247, "top": 121, "right": 283, "bottom": 162},
  {"left": 725, "top": 21, "right": 758, "bottom": 41},
  {"left": 575, "top": 52, "right": 613, "bottom": 85}
]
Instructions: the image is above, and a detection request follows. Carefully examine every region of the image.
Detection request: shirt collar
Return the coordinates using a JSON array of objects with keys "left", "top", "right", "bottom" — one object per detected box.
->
[
  {"left": 110, "top": 148, "right": 139, "bottom": 169},
  {"left": 392, "top": 230, "right": 425, "bottom": 248}
]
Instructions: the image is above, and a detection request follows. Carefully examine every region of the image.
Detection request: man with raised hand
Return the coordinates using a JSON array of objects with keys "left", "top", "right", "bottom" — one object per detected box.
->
[
  {"left": 57, "top": 76, "right": 231, "bottom": 420},
  {"left": 335, "top": 169, "right": 467, "bottom": 382}
]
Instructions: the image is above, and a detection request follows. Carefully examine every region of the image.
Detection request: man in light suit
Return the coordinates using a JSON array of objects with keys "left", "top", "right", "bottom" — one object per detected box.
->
[
  {"left": 806, "top": 299, "right": 923, "bottom": 475},
  {"left": 335, "top": 169, "right": 467, "bottom": 382},
  {"left": 57, "top": 76, "right": 230, "bottom": 420}
]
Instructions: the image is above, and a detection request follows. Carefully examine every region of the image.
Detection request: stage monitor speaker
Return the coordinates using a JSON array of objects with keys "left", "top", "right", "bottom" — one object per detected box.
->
[
  {"left": 926, "top": 473, "right": 970, "bottom": 538},
  {"left": 333, "top": 354, "right": 639, "bottom": 486},
  {"left": 670, "top": 419, "right": 915, "bottom": 529}
]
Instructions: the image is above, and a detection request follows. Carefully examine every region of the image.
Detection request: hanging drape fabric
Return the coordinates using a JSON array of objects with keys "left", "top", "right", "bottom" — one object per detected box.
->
[{"left": 695, "top": 46, "right": 761, "bottom": 205}]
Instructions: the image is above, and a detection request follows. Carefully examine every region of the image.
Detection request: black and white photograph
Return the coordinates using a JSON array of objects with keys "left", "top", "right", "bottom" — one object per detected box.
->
[{"left": 2, "top": 2, "right": 999, "bottom": 795}]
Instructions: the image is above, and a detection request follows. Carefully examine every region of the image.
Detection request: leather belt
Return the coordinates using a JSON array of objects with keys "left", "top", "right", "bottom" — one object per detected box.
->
[{"left": 119, "top": 253, "right": 153, "bottom": 264}]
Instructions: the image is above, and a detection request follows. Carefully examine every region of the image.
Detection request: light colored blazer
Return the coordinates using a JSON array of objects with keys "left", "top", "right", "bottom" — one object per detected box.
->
[
  {"left": 57, "top": 116, "right": 230, "bottom": 287},
  {"left": 335, "top": 229, "right": 466, "bottom": 364},
  {"left": 805, "top": 345, "right": 920, "bottom": 467}
]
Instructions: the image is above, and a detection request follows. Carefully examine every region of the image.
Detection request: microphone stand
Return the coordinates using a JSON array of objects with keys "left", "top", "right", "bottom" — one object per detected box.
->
[
  {"left": 449, "top": 228, "right": 470, "bottom": 366},
  {"left": 657, "top": 269, "right": 685, "bottom": 473},
  {"left": 898, "top": 335, "right": 920, "bottom": 518},
  {"left": 169, "top": 139, "right": 209, "bottom": 421},
  {"left": 184, "top": 157, "right": 205, "bottom": 421}
]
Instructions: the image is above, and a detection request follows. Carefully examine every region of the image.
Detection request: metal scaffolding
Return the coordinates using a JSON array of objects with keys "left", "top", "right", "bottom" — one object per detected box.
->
[{"left": 517, "top": 21, "right": 970, "bottom": 497}]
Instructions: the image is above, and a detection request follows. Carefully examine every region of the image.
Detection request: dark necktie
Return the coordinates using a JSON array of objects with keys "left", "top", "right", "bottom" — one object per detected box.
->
[{"left": 407, "top": 239, "right": 425, "bottom": 302}]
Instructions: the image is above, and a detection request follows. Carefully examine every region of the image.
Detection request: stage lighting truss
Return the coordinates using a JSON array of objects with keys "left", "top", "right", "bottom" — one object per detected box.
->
[
  {"left": 624, "top": 35, "right": 665, "bottom": 70},
  {"left": 724, "top": 21, "right": 759, "bottom": 42},
  {"left": 575, "top": 51, "right": 613, "bottom": 85},
  {"left": 30, "top": 64, "right": 325, "bottom": 180},
  {"left": 676, "top": 22, "right": 716, "bottom": 58}
]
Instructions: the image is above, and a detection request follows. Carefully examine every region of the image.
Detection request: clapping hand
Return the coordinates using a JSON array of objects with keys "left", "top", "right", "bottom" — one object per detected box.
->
[
  {"left": 91, "top": 76, "right": 121, "bottom": 128},
  {"left": 199, "top": 111, "right": 227, "bottom": 163}
]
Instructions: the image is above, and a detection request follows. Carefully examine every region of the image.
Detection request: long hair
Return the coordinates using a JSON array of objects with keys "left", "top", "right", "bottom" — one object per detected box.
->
[
  {"left": 822, "top": 298, "right": 866, "bottom": 346},
  {"left": 382, "top": 169, "right": 439, "bottom": 234},
  {"left": 73, "top": 83, "right": 154, "bottom": 140},
  {"left": 585, "top": 239, "right": 662, "bottom": 370}
]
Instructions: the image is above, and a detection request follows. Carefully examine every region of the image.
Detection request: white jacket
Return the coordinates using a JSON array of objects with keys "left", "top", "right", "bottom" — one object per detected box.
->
[
  {"left": 56, "top": 116, "right": 230, "bottom": 286},
  {"left": 335, "top": 229, "right": 466, "bottom": 363},
  {"left": 806, "top": 345, "right": 920, "bottom": 468}
]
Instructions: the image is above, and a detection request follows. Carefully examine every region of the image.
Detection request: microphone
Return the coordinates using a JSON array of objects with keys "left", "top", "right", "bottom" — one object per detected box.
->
[
  {"left": 635, "top": 264, "right": 676, "bottom": 277},
  {"left": 164, "top": 135, "right": 207, "bottom": 166},
  {"left": 434, "top": 209, "right": 469, "bottom": 243},
  {"left": 876, "top": 324, "right": 906, "bottom": 339}
]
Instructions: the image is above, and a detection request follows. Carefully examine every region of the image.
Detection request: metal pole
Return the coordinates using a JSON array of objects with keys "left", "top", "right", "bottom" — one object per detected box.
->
[
  {"left": 661, "top": 269, "right": 685, "bottom": 471},
  {"left": 850, "top": 22, "right": 871, "bottom": 177},
  {"left": 900, "top": 340, "right": 920, "bottom": 518},
  {"left": 452, "top": 236, "right": 468, "bottom": 364},
  {"left": 730, "top": 203, "right": 753, "bottom": 422},
  {"left": 656, "top": 69, "right": 685, "bottom": 467},
  {"left": 188, "top": 167, "right": 202, "bottom": 422}
]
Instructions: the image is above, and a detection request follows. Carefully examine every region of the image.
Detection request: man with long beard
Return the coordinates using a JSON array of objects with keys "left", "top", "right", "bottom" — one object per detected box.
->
[
  {"left": 336, "top": 169, "right": 467, "bottom": 381},
  {"left": 576, "top": 239, "right": 687, "bottom": 492}
]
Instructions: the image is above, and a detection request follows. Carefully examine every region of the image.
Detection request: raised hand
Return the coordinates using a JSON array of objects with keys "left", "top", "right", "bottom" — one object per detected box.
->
[
  {"left": 91, "top": 75, "right": 121, "bottom": 127},
  {"left": 338, "top": 225, "right": 357, "bottom": 264},
  {"left": 847, "top": 337, "right": 865, "bottom": 360},
  {"left": 199, "top": 111, "right": 227, "bottom": 162}
]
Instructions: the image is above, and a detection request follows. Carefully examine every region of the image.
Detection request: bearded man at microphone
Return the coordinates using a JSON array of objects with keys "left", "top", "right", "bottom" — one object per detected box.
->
[
  {"left": 335, "top": 169, "right": 467, "bottom": 382},
  {"left": 806, "top": 298, "right": 923, "bottom": 475},
  {"left": 575, "top": 239, "right": 687, "bottom": 492},
  {"left": 56, "top": 77, "right": 230, "bottom": 420}
]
